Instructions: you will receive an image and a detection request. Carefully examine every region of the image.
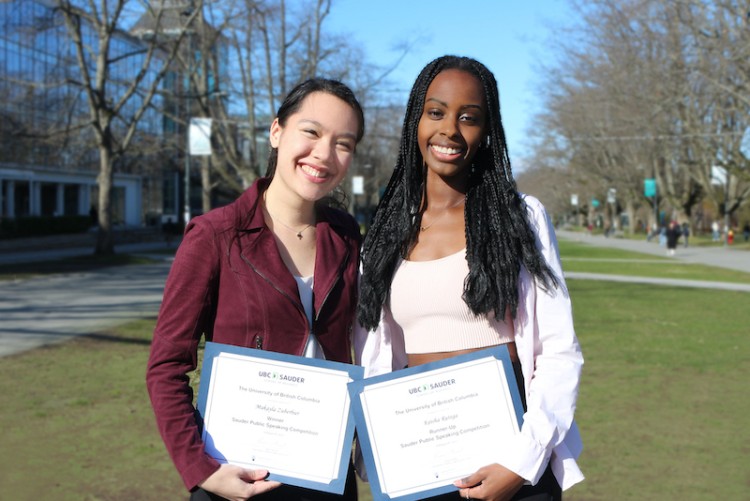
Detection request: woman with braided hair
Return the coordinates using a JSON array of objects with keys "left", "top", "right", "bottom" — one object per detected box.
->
[{"left": 356, "top": 55, "right": 584, "bottom": 500}]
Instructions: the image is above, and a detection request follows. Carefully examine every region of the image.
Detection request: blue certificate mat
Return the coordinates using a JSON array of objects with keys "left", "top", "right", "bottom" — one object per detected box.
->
[
  {"left": 348, "top": 345, "right": 524, "bottom": 501},
  {"left": 196, "top": 342, "right": 363, "bottom": 494}
]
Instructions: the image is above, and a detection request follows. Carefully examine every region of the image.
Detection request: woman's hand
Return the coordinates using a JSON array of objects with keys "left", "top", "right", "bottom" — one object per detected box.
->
[
  {"left": 454, "top": 463, "right": 525, "bottom": 501},
  {"left": 198, "top": 464, "right": 281, "bottom": 501}
]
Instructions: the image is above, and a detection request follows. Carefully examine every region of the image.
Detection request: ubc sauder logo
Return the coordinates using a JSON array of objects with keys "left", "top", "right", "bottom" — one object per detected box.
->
[
  {"left": 258, "top": 370, "right": 305, "bottom": 383},
  {"left": 408, "top": 378, "right": 455, "bottom": 394}
]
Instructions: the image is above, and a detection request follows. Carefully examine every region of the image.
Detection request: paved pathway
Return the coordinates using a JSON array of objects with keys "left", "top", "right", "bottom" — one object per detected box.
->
[
  {"left": 555, "top": 230, "right": 750, "bottom": 274},
  {"left": 0, "top": 241, "right": 175, "bottom": 358},
  {"left": 555, "top": 230, "right": 750, "bottom": 292},
  {"left": 0, "top": 231, "right": 747, "bottom": 358},
  {"left": 0, "top": 260, "right": 172, "bottom": 357}
]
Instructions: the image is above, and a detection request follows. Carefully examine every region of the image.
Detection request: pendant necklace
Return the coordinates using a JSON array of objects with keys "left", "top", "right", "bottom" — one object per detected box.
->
[
  {"left": 419, "top": 196, "right": 466, "bottom": 232},
  {"left": 274, "top": 218, "right": 313, "bottom": 239},
  {"left": 263, "top": 193, "right": 314, "bottom": 239}
]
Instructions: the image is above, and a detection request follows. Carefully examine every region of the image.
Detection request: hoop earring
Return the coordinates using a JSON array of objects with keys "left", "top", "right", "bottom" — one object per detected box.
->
[{"left": 484, "top": 136, "right": 490, "bottom": 148}]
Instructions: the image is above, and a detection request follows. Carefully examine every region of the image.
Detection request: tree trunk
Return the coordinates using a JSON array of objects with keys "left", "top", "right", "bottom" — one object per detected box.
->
[
  {"left": 95, "top": 145, "right": 115, "bottom": 255},
  {"left": 625, "top": 199, "right": 635, "bottom": 236},
  {"left": 201, "top": 156, "right": 211, "bottom": 214}
]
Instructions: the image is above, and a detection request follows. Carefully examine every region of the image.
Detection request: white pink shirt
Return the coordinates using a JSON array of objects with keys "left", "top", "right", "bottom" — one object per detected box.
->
[
  {"left": 391, "top": 248, "right": 514, "bottom": 353},
  {"left": 355, "top": 195, "right": 584, "bottom": 491}
]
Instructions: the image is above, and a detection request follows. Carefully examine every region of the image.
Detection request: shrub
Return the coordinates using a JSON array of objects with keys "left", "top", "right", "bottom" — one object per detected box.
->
[{"left": 0, "top": 215, "right": 92, "bottom": 238}]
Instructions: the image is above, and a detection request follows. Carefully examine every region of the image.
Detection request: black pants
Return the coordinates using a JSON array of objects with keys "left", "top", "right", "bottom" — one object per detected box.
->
[{"left": 190, "top": 462, "right": 358, "bottom": 501}]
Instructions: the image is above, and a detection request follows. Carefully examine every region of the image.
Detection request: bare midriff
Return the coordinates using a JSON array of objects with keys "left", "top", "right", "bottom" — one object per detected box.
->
[{"left": 407, "top": 341, "right": 519, "bottom": 367}]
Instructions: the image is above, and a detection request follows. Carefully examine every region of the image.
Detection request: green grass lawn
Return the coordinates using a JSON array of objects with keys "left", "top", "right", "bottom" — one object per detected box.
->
[
  {"left": 558, "top": 240, "right": 750, "bottom": 284},
  {"left": 565, "top": 281, "right": 748, "bottom": 501},
  {"left": 0, "top": 243, "right": 747, "bottom": 500}
]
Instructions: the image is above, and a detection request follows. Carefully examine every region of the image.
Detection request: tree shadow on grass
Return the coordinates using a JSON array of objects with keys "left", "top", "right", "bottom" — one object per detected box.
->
[
  {"left": 0, "top": 254, "right": 158, "bottom": 280},
  {"left": 82, "top": 332, "right": 153, "bottom": 346},
  {"left": 76, "top": 314, "right": 158, "bottom": 347}
]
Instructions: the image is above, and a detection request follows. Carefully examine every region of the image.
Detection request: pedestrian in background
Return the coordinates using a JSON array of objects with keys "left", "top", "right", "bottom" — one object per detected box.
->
[
  {"left": 681, "top": 222, "right": 690, "bottom": 248},
  {"left": 666, "top": 220, "right": 681, "bottom": 256}
]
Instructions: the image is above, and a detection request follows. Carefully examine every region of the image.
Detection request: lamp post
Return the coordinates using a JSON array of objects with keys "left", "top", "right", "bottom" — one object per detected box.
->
[
  {"left": 181, "top": 4, "right": 196, "bottom": 225},
  {"left": 711, "top": 165, "right": 731, "bottom": 247},
  {"left": 606, "top": 188, "right": 616, "bottom": 236},
  {"left": 570, "top": 194, "right": 579, "bottom": 226},
  {"left": 644, "top": 177, "right": 657, "bottom": 232},
  {"left": 723, "top": 171, "right": 730, "bottom": 247},
  {"left": 184, "top": 139, "right": 191, "bottom": 224}
]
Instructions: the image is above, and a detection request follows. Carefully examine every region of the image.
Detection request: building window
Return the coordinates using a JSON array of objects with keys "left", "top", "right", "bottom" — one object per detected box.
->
[
  {"left": 64, "top": 184, "right": 79, "bottom": 215},
  {"left": 40, "top": 182, "right": 57, "bottom": 216}
]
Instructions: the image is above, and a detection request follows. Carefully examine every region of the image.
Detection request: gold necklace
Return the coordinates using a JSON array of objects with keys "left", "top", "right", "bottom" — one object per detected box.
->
[
  {"left": 419, "top": 197, "right": 466, "bottom": 232},
  {"left": 272, "top": 216, "right": 313, "bottom": 239},
  {"left": 262, "top": 194, "right": 315, "bottom": 239}
]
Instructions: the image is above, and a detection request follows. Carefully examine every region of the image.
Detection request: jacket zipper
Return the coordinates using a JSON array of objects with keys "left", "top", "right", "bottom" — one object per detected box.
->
[
  {"left": 242, "top": 254, "right": 311, "bottom": 354},
  {"left": 241, "top": 247, "right": 351, "bottom": 355},
  {"left": 313, "top": 248, "right": 352, "bottom": 357},
  {"left": 315, "top": 248, "right": 350, "bottom": 322}
]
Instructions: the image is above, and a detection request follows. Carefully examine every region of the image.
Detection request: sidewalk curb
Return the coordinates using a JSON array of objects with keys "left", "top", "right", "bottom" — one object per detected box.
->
[
  {"left": 565, "top": 271, "right": 750, "bottom": 292},
  {"left": 555, "top": 230, "right": 750, "bottom": 275}
]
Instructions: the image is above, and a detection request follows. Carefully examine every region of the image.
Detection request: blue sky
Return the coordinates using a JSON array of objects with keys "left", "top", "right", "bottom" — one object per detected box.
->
[{"left": 326, "top": 0, "right": 576, "bottom": 166}]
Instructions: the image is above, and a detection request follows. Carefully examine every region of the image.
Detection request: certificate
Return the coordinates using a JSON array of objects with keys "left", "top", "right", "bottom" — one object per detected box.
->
[
  {"left": 196, "top": 342, "right": 363, "bottom": 494},
  {"left": 348, "top": 345, "right": 524, "bottom": 501}
]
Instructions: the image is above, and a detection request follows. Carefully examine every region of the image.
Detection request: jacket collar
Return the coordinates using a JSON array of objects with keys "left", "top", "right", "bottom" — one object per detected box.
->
[{"left": 235, "top": 178, "right": 352, "bottom": 317}]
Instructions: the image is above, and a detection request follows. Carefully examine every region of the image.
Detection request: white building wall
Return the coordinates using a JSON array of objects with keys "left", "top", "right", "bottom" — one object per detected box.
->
[
  {"left": 118, "top": 177, "right": 142, "bottom": 226},
  {"left": 0, "top": 166, "right": 143, "bottom": 226}
]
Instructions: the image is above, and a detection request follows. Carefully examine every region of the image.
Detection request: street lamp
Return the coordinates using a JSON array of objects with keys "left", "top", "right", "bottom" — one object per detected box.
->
[
  {"left": 187, "top": 116, "right": 213, "bottom": 219},
  {"left": 644, "top": 177, "right": 657, "bottom": 231},
  {"left": 181, "top": 5, "right": 196, "bottom": 225},
  {"left": 723, "top": 170, "right": 730, "bottom": 248},
  {"left": 184, "top": 135, "right": 191, "bottom": 224}
]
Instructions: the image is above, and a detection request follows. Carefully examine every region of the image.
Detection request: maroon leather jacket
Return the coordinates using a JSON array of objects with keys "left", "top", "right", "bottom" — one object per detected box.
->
[{"left": 146, "top": 178, "right": 361, "bottom": 491}]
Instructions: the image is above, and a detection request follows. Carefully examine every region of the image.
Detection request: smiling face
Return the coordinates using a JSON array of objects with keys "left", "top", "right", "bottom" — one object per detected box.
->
[
  {"left": 269, "top": 91, "right": 360, "bottom": 203},
  {"left": 417, "top": 69, "right": 487, "bottom": 182}
]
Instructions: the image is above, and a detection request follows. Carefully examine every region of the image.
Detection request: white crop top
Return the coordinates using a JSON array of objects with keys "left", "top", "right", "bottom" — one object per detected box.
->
[{"left": 389, "top": 248, "right": 514, "bottom": 354}]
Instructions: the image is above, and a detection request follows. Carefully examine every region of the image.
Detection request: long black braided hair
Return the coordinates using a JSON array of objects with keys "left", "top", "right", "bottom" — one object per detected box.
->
[{"left": 357, "top": 55, "right": 559, "bottom": 331}]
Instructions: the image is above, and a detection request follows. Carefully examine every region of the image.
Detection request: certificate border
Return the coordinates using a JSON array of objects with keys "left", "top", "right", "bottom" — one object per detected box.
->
[
  {"left": 196, "top": 341, "right": 364, "bottom": 494},
  {"left": 348, "top": 345, "right": 524, "bottom": 501}
]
